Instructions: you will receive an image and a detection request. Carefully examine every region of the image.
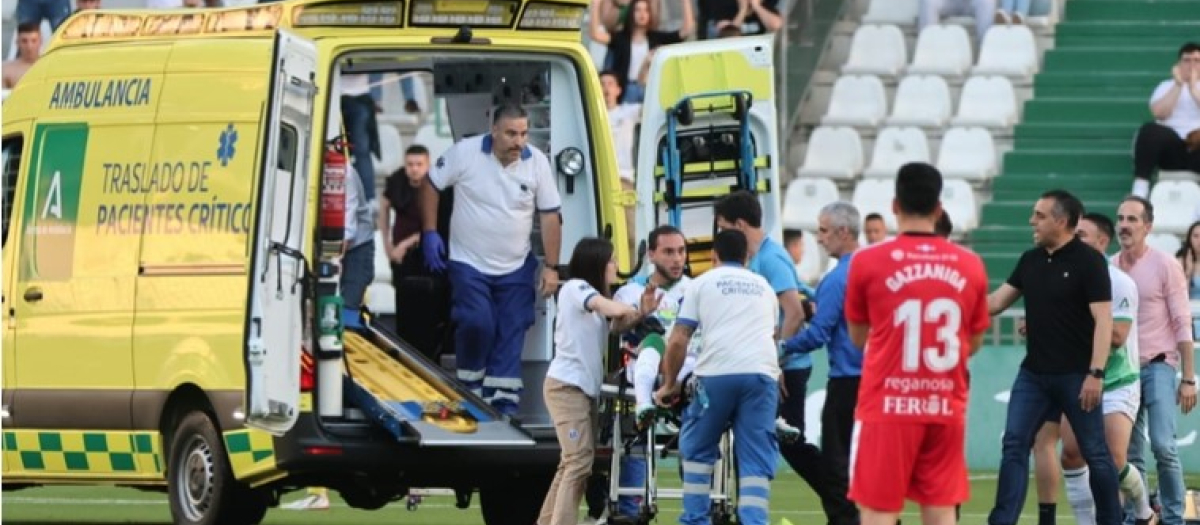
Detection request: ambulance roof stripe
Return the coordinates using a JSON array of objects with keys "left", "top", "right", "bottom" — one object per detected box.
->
[{"left": 46, "top": 0, "right": 588, "bottom": 52}]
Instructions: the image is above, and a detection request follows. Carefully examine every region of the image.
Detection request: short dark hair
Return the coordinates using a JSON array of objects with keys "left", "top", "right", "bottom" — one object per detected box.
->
[
  {"left": 492, "top": 104, "right": 528, "bottom": 126},
  {"left": 783, "top": 228, "right": 803, "bottom": 245},
  {"left": 1081, "top": 212, "right": 1115, "bottom": 241},
  {"left": 713, "top": 190, "right": 763, "bottom": 228},
  {"left": 713, "top": 229, "right": 748, "bottom": 265},
  {"left": 405, "top": 144, "right": 429, "bottom": 157},
  {"left": 648, "top": 225, "right": 684, "bottom": 250},
  {"left": 1121, "top": 194, "right": 1155, "bottom": 223},
  {"left": 895, "top": 162, "right": 943, "bottom": 217},
  {"left": 864, "top": 212, "right": 884, "bottom": 223},
  {"left": 1179, "top": 42, "right": 1200, "bottom": 58},
  {"left": 17, "top": 22, "right": 39, "bottom": 33},
  {"left": 1041, "top": 189, "right": 1084, "bottom": 229},
  {"left": 935, "top": 213, "right": 953, "bottom": 238},
  {"left": 567, "top": 237, "right": 614, "bottom": 297},
  {"left": 718, "top": 24, "right": 743, "bottom": 38},
  {"left": 599, "top": 69, "right": 620, "bottom": 81}
]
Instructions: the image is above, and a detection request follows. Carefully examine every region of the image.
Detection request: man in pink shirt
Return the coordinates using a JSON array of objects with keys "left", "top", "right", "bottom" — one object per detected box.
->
[{"left": 1113, "top": 195, "right": 1197, "bottom": 525}]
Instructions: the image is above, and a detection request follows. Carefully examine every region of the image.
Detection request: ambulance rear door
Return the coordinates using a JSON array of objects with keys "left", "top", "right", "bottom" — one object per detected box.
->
[{"left": 244, "top": 28, "right": 318, "bottom": 435}]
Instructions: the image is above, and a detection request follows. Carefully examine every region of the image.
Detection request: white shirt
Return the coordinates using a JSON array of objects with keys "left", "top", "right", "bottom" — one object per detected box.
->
[
  {"left": 677, "top": 264, "right": 780, "bottom": 378},
  {"left": 608, "top": 104, "right": 640, "bottom": 182},
  {"left": 429, "top": 134, "right": 562, "bottom": 275},
  {"left": 628, "top": 40, "right": 650, "bottom": 85},
  {"left": 1151, "top": 80, "right": 1200, "bottom": 139},
  {"left": 1110, "top": 265, "right": 1140, "bottom": 372},
  {"left": 340, "top": 73, "right": 371, "bottom": 96},
  {"left": 547, "top": 279, "right": 609, "bottom": 398}
]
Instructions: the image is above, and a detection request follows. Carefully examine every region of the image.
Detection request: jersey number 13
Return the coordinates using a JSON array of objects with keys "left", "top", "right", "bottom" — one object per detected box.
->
[{"left": 894, "top": 298, "right": 961, "bottom": 373}]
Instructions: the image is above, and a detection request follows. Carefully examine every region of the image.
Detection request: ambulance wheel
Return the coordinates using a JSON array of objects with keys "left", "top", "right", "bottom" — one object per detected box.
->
[
  {"left": 168, "top": 411, "right": 261, "bottom": 525},
  {"left": 478, "top": 471, "right": 552, "bottom": 525}
]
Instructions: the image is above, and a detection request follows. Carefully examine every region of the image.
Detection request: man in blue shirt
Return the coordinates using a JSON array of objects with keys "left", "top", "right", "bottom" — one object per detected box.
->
[
  {"left": 782, "top": 201, "right": 864, "bottom": 525},
  {"left": 714, "top": 191, "right": 854, "bottom": 525}
]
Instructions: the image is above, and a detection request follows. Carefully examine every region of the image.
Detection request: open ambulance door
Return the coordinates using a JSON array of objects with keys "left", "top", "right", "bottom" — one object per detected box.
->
[
  {"left": 244, "top": 29, "right": 318, "bottom": 435},
  {"left": 632, "top": 35, "right": 782, "bottom": 275}
]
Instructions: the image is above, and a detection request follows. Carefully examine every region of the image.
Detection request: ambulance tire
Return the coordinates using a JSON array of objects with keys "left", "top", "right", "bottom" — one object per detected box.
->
[
  {"left": 168, "top": 411, "right": 263, "bottom": 525},
  {"left": 478, "top": 471, "right": 552, "bottom": 525}
]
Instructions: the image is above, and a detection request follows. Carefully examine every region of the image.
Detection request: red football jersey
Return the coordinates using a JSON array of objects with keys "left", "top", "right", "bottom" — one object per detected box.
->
[{"left": 845, "top": 233, "right": 990, "bottom": 424}]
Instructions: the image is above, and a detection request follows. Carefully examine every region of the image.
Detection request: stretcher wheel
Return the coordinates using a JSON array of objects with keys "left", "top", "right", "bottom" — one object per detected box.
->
[
  {"left": 675, "top": 100, "right": 695, "bottom": 126},
  {"left": 733, "top": 93, "right": 751, "bottom": 121}
]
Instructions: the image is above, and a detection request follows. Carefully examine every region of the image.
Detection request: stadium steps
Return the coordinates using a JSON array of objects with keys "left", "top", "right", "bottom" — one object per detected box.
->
[{"left": 972, "top": 0, "right": 1200, "bottom": 287}]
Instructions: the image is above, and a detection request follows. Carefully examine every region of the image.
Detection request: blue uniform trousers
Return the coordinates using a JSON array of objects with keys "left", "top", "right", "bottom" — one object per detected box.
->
[
  {"left": 679, "top": 374, "right": 778, "bottom": 525},
  {"left": 447, "top": 253, "right": 537, "bottom": 416}
]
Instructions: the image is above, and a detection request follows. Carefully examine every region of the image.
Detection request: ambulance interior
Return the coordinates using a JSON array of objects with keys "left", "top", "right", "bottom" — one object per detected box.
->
[{"left": 327, "top": 52, "right": 606, "bottom": 432}]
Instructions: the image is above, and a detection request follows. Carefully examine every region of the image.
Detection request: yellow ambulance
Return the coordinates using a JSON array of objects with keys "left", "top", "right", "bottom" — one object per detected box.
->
[{"left": 0, "top": 0, "right": 783, "bottom": 522}]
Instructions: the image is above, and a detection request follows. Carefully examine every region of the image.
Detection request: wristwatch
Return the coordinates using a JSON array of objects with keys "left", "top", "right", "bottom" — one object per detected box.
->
[
  {"left": 1182, "top": 378, "right": 1197, "bottom": 386},
  {"left": 1088, "top": 368, "right": 1105, "bottom": 380}
]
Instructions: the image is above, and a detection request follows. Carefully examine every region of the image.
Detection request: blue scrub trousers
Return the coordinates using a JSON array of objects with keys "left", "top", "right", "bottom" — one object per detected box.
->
[
  {"left": 679, "top": 374, "right": 778, "bottom": 525},
  {"left": 447, "top": 253, "right": 538, "bottom": 416}
]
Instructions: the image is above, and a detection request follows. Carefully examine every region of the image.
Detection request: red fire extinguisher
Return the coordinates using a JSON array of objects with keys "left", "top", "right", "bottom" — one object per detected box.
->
[{"left": 321, "top": 137, "right": 347, "bottom": 243}]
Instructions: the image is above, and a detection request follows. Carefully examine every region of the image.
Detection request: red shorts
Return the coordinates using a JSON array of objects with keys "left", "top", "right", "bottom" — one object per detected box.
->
[{"left": 848, "top": 420, "right": 968, "bottom": 512}]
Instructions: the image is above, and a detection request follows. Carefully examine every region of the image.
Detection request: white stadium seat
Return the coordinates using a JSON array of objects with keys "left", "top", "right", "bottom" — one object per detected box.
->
[
  {"left": 936, "top": 127, "right": 997, "bottom": 181},
  {"left": 862, "top": 0, "right": 919, "bottom": 25},
  {"left": 908, "top": 25, "right": 974, "bottom": 77},
  {"left": 794, "top": 231, "right": 825, "bottom": 285},
  {"left": 886, "top": 75, "right": 953, "bottom": 128},
  {"left": 842, "top": 24, "right": 908, "bottom": 77},
  {"left": 940, "top": 179, "right": 979, "bottom": 232},
  {"left": 1146, "top": 233, "right": 1182, "bottom": 256},
  {"left": 951, "top": 76, "right": 1018, "bottom": 128},
  {"left": 973, "top": 25, "right": 1039, "bottom": 82},
  {"left": 1149, "top": 180, "right": 1200, "bottom": 235},
  {"left": 863, "top": 127, "right": 931, "bottom": 179},
  {"left": 852, "top": 178, "right": 898, "bottom": 231},
  {"left": 821, "top": 75, "right": 888, "bottom": 128},
  {"left": 373, "top": 124, "right": 404, "bottom": 178},
  {"left": 783, "top": 177, "right": 841, "bottom": 231},
  {"left": 796, "top": 127, "right": 864, "bottom": 181}
]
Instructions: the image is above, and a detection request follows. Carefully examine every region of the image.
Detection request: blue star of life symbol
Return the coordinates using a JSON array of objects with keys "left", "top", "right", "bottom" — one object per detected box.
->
[{"left": 217, "top": 124, "right": 238, "bottom": 166}]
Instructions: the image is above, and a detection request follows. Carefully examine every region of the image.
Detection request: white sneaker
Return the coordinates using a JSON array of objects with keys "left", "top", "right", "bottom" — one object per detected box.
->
[
  {"left": 282, "top": 493, "right": 330, "bottom": 510},
  {"left": 774, "top": 416, "right": 800, "bottom": 444}
]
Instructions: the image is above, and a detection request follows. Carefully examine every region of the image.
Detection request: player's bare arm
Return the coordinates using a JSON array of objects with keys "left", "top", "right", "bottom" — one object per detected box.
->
[
  {"left": 847, "top": 322, "right": 868, "bottom": 350},
  {"left": 987, "top": 283, "right": 1021, "bottom": 316},
  {"left": 777, "top": 289, "right": 804, "bottom": 339},
  {"left": 1080, "top": 301, "right": 1113, "bottom": 411},
  {"left": 968, "top": 332, "right": 985, "bottom": 357},
  {"left": 1111, "top": 319, "right": 1132, "bottom": 348},
  {"left": 654, "top": 323, "right": 694, "bottom": 406}
]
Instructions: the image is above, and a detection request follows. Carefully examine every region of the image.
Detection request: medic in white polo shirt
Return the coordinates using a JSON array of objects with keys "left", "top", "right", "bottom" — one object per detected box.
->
[{"left": 417, "top": 104, "right": 564, "bottom": 416}]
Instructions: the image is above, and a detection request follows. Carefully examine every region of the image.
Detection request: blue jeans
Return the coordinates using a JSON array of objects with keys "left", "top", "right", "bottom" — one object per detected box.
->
[
  {"left": 680, "top": 374, "right": 778, "bottom": 525},
  {"left": 340, "top": 94, "right": 376, "bottom": 198},
  {"left": 989, "top": 368, "right": 1121, "bottom": 525},
  {"left": 1126, "top": 362, "right": 1186, "bottom": 525},
  {"left": 447, "top": 254, "right": 538, "bottom": 415},
  {"left": 339, "top": 240, "right": 375, "bottom": 329},
  {"left": 16, "top": 0, "right": 69, "bottom": 32}
]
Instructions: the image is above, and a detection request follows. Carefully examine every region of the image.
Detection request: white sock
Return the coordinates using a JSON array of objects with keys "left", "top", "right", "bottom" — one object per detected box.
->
[
  {"left": 1132, "top": 178, "right": 1151, "bottom": 198},
  {"left": 1119, "top": 464, "right": 1153, "bottom": 520},
  {"left": 1065, "top": 466, "right": 1097, "bottom": 525},
  {"left": 633, "top": 349, "right": 661, "bottom": 409}
]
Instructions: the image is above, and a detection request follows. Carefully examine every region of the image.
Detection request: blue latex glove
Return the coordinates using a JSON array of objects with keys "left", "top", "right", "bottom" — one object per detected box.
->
[{"left": 421, "top": 230, "right": 447, "bottom": 273}]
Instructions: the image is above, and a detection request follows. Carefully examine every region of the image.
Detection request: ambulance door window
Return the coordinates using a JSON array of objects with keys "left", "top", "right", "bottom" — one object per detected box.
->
[
  {"left": 276, "top": 124, "right": 297, "bottom": 173},
  {"left": 2, "top": 136, "right": 22, "bottom": 247}
]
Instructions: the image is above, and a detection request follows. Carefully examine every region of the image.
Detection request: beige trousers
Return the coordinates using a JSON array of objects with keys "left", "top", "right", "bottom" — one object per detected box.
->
[{"left": 537, "top": 377, "right": 596, "bottom": 525}]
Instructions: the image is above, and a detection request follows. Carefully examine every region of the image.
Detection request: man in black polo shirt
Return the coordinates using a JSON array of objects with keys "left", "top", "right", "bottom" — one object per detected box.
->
[{"left": 985, "top": 189, "right": 1122, "bottom": 525}]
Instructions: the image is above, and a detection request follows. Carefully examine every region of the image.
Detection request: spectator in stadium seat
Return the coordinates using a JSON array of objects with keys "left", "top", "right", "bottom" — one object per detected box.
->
[
  {"left": 699, "top": 0, "right": 780, "bottom": 39},
  {"left": 783, "top": 228, "right": 805, "bottom": 266},
  {"left": 601, "top": 69, "right": 641, "bottom": 256},
  {"left": 1178, "top": 221, "right": 1200, "bottom": 301},
  {"left": 589, "top": 0, "right": 694, "bottom": 104},
  {"left": 1131, "top": 42, "right": 1200, "bottom": 199},
  {"left": 863, "top": 212, "right": 888, "bottom": 245},
  {"left": 2, "top": 23, "right": 41, "bottom": 90},
  {"left": 919, "top": 0, "right": 997, "bottom": 45},
  {"left": 14, "top": 0, "right": 68, "bottom": 33},
  {"left": 994, "top": 0, "right": 1032, "bottom": 25}
]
